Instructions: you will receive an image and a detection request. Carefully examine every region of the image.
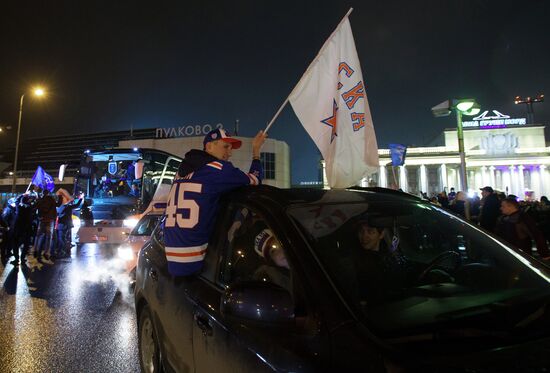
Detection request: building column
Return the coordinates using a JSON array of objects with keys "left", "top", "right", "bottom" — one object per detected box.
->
[
  {"left": 531, "top": 166, "right": 541, "bottom": 200},
  {"left": 489, "top": 166, "right": 496, "bottom": 189},
  {"left": 379, "top": 165, "right": 387, "bottom": 188},
  {"left": 419, "top": 165, "right": 427, "bottom": 194},
  {"left": 439, "top": 164, "right": 447, "bottom": 193},
  {"left": 399, "top": 165, "right": 408, "bottom": 192},
  {"left": 518, "top": 165, "right": 525, "bottom": 200},
  {"left": 509, "top": 165, "right": 517, "bottom": 196},
  {"left": 468, "top": 170, "right": 475, "bottom": 193},
  {"left": 450, "top": 167, "right": 458, "bottom": 191},
  {"left": 541, "top": 165, "right": 547, "bottom": 197},
  {"left": 474, "top": 169, "right": 482, "bottom": 192},
  {"left": 481, "top": 166, "right": 487, "bottom": 187}
]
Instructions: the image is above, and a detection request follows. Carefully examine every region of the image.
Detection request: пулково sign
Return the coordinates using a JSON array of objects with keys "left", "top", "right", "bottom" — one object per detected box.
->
[{"left": 156, "top": 123, "right": 224, "bottom": 138}]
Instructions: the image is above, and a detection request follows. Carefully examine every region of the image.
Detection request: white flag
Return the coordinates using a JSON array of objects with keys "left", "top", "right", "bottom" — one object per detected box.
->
[{"left": 289, "top": 16, "right": 379, "bottom": 188}]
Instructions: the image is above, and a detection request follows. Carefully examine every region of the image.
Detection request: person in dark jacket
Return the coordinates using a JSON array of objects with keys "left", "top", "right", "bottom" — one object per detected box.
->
[
  {"left": 11, "top": 193, "right": 37, "bottom": 265},
  {"left": 479, "top": 186, "right": 501, "bottom": 232},
  {"left": 33, "top": 189, "right": 59, "bottom": 261},
  {"left": 496, "top": 197, "right": 550, "bottom": 260},
  {"left": 449, "top": 191, "right": 468, "bottom": 218},
  {"left": 56, "top": 192, "right": 83, "bottom": 258},
  {"left": 0, "top": 206, "right": 10, "bottom": 265},
  {"left": 353, "top": 220, "right": 412, "bottom": 305},
  {"left": 1, "top": 198, "right": 17, "bottom": 265}
]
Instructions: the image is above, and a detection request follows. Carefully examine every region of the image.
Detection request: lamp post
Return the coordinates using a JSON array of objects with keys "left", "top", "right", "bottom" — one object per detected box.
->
[
  {"left": 432, "top": 98, "right": 480, "bottom": 218},
  {"left": 454, "top": 100, "right": 480, "bottom": 194},
  {"left": 11, "top": 87, "right": 46, "bottom": 193}
]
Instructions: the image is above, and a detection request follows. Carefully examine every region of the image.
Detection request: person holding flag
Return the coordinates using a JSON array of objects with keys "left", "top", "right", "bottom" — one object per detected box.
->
[
  {"left": 163, "top": 128, "right": 267, "bottom": 276},
  {"left": 34, "top": 188, "right": 59, "bottom": 262}
]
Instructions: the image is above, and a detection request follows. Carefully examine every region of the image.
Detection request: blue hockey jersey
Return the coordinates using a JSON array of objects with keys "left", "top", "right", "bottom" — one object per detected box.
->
[{"left": 164, "top": 150, "right": 263, "bottom": 276}]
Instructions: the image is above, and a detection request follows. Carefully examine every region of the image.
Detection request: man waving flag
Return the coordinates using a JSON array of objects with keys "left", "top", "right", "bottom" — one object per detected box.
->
[{"left": 288, "top": 10, "right": 378, "bottom": 188}]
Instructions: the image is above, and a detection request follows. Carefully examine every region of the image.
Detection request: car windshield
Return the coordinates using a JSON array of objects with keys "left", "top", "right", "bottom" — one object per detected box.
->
[
  {"left": 288, "top": 196, "right": 550, "bottom": 348},
  {"left": 87, "top": 197, "right": 138, "bottom": 221}
]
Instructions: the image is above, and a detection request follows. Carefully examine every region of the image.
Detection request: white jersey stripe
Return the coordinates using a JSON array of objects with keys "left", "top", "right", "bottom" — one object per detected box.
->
[
  {"left": 166, "top": 244, "right": 207, "bottom": 254},
  {"left": 207, "top": 161, "right": 223, "bottom": 170},
  {"left": 166, "top": 244, "right": 207, "bottom": 263},
  {"left": 167, "top": 253, "right": 206, "bottom": 263}
]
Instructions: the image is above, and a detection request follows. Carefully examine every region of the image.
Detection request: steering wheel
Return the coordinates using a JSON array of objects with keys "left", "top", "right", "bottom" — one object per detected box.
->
[{"left": 417, "top": 251, "right": 461, "bottom": 283}]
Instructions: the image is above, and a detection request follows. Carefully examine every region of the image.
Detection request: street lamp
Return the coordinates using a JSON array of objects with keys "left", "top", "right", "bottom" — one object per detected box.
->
[
  {"left": 11, "top": 86, "right": 47, "bottom": 193},
  {"left": 431, "top": 98, "right": 480, "bottom": 194},
  {"left": 514, "top": 94, "right": 544, "bottom": 124}
]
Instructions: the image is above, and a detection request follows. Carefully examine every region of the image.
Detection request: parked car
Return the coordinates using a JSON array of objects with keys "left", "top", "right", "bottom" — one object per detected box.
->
[
  {"left": 118, "top": 212, "right": 163, "bottom": 285},
  {"left": 134, "top": 186, "right": 550, "bottom": 372}
]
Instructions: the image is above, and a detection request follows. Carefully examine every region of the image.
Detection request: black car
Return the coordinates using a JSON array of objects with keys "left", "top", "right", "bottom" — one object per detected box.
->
[{"left": 134, "top": 186, "right": 550, "bottom": 372}]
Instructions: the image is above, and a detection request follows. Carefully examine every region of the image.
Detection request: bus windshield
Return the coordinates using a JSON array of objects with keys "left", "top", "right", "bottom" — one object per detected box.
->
[{"left": 75, "top": 149, "right": 181, "bottom": 221}]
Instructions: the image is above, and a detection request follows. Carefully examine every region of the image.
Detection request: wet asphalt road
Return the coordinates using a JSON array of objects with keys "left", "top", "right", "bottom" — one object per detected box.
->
[{"left": 0, "top": 244, "right": 140, "bottom": 373}]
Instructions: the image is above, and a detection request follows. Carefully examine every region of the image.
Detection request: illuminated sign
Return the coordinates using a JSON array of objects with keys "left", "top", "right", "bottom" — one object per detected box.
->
[
  {"left": 462, "top": 110, "right": 526, "bottom": 129},
  {"left": 155, "top": 123, "right": 224, "bottom": 138}
]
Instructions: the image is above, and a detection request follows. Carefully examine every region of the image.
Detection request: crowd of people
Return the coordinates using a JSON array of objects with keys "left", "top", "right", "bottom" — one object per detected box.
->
[
  {"left": 425, "top": 186, "right": 550, "bottom": 260},
  {"left": 0, "top": 187, "right": 83, "bottom": 266}
]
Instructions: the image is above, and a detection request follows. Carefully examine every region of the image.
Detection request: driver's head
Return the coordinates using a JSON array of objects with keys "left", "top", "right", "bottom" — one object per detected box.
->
[
  {"left": 357, "top": 221, "right": 385, "bottom": 251},
  {"left": 203, "top": 129, "right": 242, "bottom": 161}
]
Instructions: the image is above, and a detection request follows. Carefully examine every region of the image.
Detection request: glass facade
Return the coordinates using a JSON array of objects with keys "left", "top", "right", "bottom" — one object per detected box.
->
[{"left": 260, "top": 152, "right": 276, "bottom": 180}]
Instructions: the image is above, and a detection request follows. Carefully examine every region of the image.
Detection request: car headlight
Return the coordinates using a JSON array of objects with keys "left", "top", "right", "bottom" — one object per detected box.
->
[
  {"left": 117, "top": 246, "right": 134, "bottom": 261},
  {"left": 123, "top": 217, "right": 139, "bottom": 228}
]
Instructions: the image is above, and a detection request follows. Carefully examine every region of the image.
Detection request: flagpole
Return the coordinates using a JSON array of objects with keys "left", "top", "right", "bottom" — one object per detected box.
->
[
  {"left": 264, "top": 7, "right": 354, "bottom": 134},
  {"left": 391, "top": 166, "right": 398, "bottom": 189}
]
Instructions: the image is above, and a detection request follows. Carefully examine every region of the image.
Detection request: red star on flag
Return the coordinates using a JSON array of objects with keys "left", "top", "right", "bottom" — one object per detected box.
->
[{"left": 321, "top": 99, "right": 338, "bottom": 143}]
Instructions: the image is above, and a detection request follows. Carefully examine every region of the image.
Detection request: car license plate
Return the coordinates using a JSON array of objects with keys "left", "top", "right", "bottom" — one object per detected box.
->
[{"left": 93, "top": 235, "right": 108, "bottom": 241}]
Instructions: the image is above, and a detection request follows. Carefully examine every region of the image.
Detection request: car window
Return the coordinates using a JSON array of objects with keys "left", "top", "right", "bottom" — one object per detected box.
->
[
  {"left": 131, "top": 214, "right": 161, "bottom": 236},
  {"left": 152, "top": 216, "right": 165, "bottom": 247},
  {"left": 220, "top": 206, "right": 291, "bottom": 293},
  {"left": 288, "top": 200, "right": 550, "bottom": 340}
]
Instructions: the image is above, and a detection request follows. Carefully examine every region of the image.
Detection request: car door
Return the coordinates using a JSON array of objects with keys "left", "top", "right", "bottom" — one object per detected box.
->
[
  {"left": 144, "top": 220, "right": 196, "bottom": 373},
  {"left": 189, "top": 202, "right": 320, "bottom": 372}
]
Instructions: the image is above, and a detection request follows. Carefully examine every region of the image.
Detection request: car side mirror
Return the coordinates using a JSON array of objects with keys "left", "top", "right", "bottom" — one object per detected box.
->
[{"left": 221, "top": 281, "right": 294, "bottom": 325}]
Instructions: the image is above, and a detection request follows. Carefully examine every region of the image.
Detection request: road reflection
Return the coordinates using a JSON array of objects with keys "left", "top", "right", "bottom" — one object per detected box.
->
[{"left": 0, "top": 244, "right": 140, "bottom": 373}]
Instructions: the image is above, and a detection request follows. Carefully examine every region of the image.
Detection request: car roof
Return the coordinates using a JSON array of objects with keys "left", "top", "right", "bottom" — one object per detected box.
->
[{"left": 233, "top": 185, "right": 424, "bottom": 208}]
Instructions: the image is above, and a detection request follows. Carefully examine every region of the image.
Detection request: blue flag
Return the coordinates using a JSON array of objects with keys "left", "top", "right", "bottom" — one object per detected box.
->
[
  {"left": 31, "top": 166, "right": 55, "bottom": 192},
  {"left": 389, "top": 144, "right": 407, "bottom": 166}
]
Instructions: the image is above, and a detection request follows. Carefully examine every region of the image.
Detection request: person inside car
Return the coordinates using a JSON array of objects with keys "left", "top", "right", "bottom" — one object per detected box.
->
[
  {"left": 164, "top": 128, "right": 267, "bottom": 276},
  {"left": 354, "top": 219, "right": 410, "bottom": 305}
]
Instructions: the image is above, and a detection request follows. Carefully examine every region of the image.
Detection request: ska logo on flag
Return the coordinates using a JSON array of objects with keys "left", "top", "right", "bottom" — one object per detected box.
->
[
  {"left": 338, "top": 61, "right": 366, "bottom": 131},
  {"left": 320, "top": 61, "right": 367, "bottom": 143}
]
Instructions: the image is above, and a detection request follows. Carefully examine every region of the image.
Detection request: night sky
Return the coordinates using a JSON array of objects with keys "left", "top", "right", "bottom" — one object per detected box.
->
[{"left": 1, "top": 0, "right": 549, "bottom": 184}]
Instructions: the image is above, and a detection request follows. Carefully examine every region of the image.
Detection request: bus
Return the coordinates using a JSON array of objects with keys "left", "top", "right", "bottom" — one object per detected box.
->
[{"left": 61, "top": 148, "right": 182, "bottom": 246}]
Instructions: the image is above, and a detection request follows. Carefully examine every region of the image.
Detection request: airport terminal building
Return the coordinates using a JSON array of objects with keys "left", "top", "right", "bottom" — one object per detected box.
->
[{"left": 373, "top": 111, "right": 550, "bottom": 200}]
